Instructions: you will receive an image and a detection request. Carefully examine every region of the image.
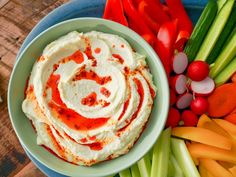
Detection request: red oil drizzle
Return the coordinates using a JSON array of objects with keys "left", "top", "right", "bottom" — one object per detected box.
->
[
  {"left": 100, "top": 87, "right": 111, "bottom": 98},
  {"left": 64, "top": 132, "right": 78, "bottom": 143},
  {"left": 89, "top": 135, "right": 96, "bottom": 141},
  {"left": 46, "top": 74, "right": 109, "bottom": 131},
  {"left": 59, "top": 50, "right": 84, "bottom": 64},
  {"left": 94, "top": 48, "right": 101, "bottom": 54},
  {"left": 73, "top": 69, "right": 112, "bottom": 85},
  {"left": 121, "top": 44, "right": 124, "bottom": 48},
  {"left": 112, "top": 54, "right": 124, "bottom": 64},
  {"left": 81, "top": 92, "right": 98, "bottom": 106},
  {"left": 141, "top": 73, "right": 156, "bottom": 99},
  {"left": 118, "top": 78, "right": 144, "bottom": 132},
  {"left": 83, "top": 142, "right": 103, "bottom": 151},
  {"left": 37, "top": 56, "right": 45, "bottom": 62},
  {"left": 80, "top": 138, "right": 88, "bottom": 143},
  {"left": 84, "top": 38, "right": 94, "bottom": 59},
  {"left": 118, "top": 99, "right": 130, "bottom": 121}
]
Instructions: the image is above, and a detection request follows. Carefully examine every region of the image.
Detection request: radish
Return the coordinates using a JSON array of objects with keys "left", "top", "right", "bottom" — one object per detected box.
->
[
  {"left": 172, "top": 52, "right": 188, "bottom": 74},
  {"left": 165, "top": 107, "right": 181, "bottom": 128},
  {"left": 191, "top": 77, "right": 215, "bottom": 96},
  {"left": 181, "top": 110, "right": 198, "bottom": 127},
  {"left": 170, "top": 89, "right": 176, "bottom": 106},
  {"left": 176, "top": 92, "right": 193, "bottom": 109},
  {"left": 190, "top": 97, "right": 209, "bottom": 115},
  {"left": 171, "top": 74, "right": 187, "bottom": 94},
  {"left": 187, "top": 61, "right": 209, "bottom": 81}
]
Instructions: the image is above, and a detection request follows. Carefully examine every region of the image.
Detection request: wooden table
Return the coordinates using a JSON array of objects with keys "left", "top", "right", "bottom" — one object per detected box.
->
[{"left": 0, "top": 0, "right": 69, "bottom": 176}]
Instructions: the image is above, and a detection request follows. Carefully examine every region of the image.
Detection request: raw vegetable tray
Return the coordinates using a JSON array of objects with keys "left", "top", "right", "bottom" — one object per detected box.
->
[{"left": 18, "top": 0, "right": 207, "bottom": 176}]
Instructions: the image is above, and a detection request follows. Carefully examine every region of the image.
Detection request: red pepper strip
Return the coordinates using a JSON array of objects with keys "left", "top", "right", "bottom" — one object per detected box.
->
[
  {"left": 122, "top": 0, "right": 156, "bottom": 46},
  {"left": 154, "top": 20, "right": 178, "bottom": 76},
  {"left": 174, "top": 30, "right": 190, "bottom": 51},
  {"left": 142, "top": 0, "right": 170, "bottom": 25},
  {"left": 161, "top": 4, "right": 171, "bottom": 18},
  {"left": 129, "top": 20, "right": 156, "bottom": 46},
  {"left": 165, "top": 0, "right": 193, "bottom": 34},
  {"left": 103, "top": 0, "right": 128, "bottom": 26},
  {"left": 138, "top": 1, "right": 160, "bottom": 34}
]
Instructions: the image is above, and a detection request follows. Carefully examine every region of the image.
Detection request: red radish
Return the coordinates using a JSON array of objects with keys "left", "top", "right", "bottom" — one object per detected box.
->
[
  {"left": 181, "top": 110, "right": 198, "bottom": 126},
  {"left": 191, "top": 77, "right": 215, "bottom": 96},
  {"left": 170, "top": 89, "right": 177, "bottom": 106},
  {"left": 190, "top": 97, "right": 209, "bottom": 115},
  {"left": 187, "top": 61, "right": 209, "bottom": 81},
  {"left": 176, "top": 92, "right": 193, "bottom": 109},
  {"left": 165, "top": 107, "right": 181, "bottom": 128},
  {"left": 171, "top": 74, "right": 187, "bottom": 94},
  {"left": 172, "top": 52, "right": 188, "bottom": 74}
]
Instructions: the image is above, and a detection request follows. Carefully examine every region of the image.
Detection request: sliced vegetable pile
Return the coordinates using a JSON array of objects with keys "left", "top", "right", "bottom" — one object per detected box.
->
[{"left": 103, "top": 0, "right": 236, "bottom": 176}]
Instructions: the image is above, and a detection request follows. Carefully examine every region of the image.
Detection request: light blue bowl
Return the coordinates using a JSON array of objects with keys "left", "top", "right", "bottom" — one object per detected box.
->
[{"left": 8, "top": 18, "right": 169, "bottom": 177}]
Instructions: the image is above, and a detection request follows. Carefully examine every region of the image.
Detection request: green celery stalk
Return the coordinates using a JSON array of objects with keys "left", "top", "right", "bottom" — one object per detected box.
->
[
  {"left": 170, "top": 154, "right": 184, "bottom": 177},
  {"left": 214, "top": 56, "right": 236, "bottom": 86},
  {"left": 171, "top": 138, "right": 200, "bottom": 177},
  {"left": 137, "top": 152, "right": 151, "bottom": 177},
  {"left": 210, "top": 28, "right": 236, "bottom": 78},
  {"left": 119, "top": 168, "right": 131, "bottom": 177},
  {"left": 151, "top": 127, "right": 171, "bottom": 177},
  {"left": 217, "top": 0, "right": 227, "bottom": 11},
  {"left": 195, "top": 0, "right": 235, "bottom": 61},
  {"left": 167, "top": 157, "right": 175, "bottom": 177},
  {"left": 131, "top": 163, "right": 141, "bottom": 177}
]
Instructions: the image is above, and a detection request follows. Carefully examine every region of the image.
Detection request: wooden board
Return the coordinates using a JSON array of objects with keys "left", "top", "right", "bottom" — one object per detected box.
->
[{"left": 0, "top": 0, "right": 69, "bottom": 176}]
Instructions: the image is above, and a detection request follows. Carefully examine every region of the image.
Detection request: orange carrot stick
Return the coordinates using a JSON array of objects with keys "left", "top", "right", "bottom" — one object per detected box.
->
[{"left": 208, "top": 83, "right": 236, "bottom": 117}]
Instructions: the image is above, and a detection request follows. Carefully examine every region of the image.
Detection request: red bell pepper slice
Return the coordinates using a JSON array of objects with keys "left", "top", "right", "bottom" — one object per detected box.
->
[
  {"left": 142, "top": 0, "right": 170, "bottom": 25},
  {"left": 165, "top": 0, "right": 193, "bottom": 34},
  {"left": 103, "top": 0, "right": 128, "bottom": 26},
  {"left": 122, "top": 0, "right": 156, "bottom": 46},
  {"left": 138, "top": 1, "right": 160, "bottom": 34},
  {"left": 154, "top": 20, "right": 178, "bottom": 76},
  {"left": 174, "top": 30, "right": 190, "bottom": 51}
]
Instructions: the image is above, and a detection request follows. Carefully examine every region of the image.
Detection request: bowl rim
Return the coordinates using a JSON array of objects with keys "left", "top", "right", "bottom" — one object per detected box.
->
[{"left": 8, "top": 17, "right": 169, "bottom": 177}]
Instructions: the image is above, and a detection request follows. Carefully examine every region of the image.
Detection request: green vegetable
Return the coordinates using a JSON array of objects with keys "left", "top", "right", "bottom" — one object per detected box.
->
[
  {"left": 184, "top": 0, "right": 218, "bottom": 61},
  {"left": 137, "top": 153, "right": 151, "bottom": 177},
  {"left": 167, "top": 157, "right": 175, "bottom": 177},
  {"left": 215, "top": 56, "right": 236, "bottom": 86},
  {"left": 195, "top": 0, "right": 235, "bottom": 61},
  {"left": 206, "top": 3, "right": 236, "bottom": 64},
  {"left": 119, "top": 168, "right": 132, "bottom": 177},
  {"left": 171, "top": 138, "right": 200, "bottom": 177},
  {"left": 170, "top": 154, "right": 184, "bottom": 177},
  {"left": 210, "top": 27, "right": 236, "bottom": 78},
  {"left": 217, "top": 0, "right": 227, "bottom": 10},
  {"left": 151, "top": 127, "right": 171, "bottom": 177},
  {"left": 131, "top": 164, "right": 141, "bottom": 177}
]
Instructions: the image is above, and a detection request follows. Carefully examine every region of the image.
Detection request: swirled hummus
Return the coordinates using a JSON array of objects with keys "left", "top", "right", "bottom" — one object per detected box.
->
[{"left": 22, "top": 31, "right": 156, "bottom": 166}]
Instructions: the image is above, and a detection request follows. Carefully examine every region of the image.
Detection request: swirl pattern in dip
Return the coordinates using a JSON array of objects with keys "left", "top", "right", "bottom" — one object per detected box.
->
[{"left": 22, "top": 31, "right": 156, "bottom": 166}]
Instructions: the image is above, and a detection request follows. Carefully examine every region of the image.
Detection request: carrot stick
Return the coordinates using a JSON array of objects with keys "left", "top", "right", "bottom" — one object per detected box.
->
[
  {"left": 208, "top": 83, "right": 236, "bottom": 117},
  {"left": 200, "top": 159, "right": 234, "bottom": 177}
]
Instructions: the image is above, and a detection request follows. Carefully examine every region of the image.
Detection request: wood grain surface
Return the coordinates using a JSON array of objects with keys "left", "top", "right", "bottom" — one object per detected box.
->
[{"left": 0, "top": 0, "right": 69, "bottom": 176}]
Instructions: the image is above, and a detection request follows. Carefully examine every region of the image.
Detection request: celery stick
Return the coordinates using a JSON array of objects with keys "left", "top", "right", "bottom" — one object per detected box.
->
[
  {"left": 210, "top": 28, "right": 236, "bottom": 78},
  {"left": 168, "top": 157, "right": 175, "bottom": 177},
  {"left": 171, "top": 138, "right": 200, "bottom": 177},
  {"left": 131, "top": 163, "right": 141, "bottom": 177},
  {"left": 151, "top": 127, "right": 171, "bottom": 177},
  {"left": 119, "top": 168, "right": 131, "bottom": 177},
  {"left": 137, "top": 153, "right": 151, "bottom": 177},
  {"left": 195, "top": 0, "right": 235, "bottom": 61},
  {"left": 215, "top": 56, "right": 236, "bottom": 86},
  {"left": 170, "top": 154, "right": 184, "bottom": 177},
  {"left": 217, "top": 0, "right": 227, "bottom": 11}
]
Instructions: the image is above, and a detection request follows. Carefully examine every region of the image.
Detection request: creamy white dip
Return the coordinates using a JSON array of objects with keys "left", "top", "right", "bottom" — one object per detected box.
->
[{"left": 22, "top": 31, "right": 156, "bottom": 166}]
